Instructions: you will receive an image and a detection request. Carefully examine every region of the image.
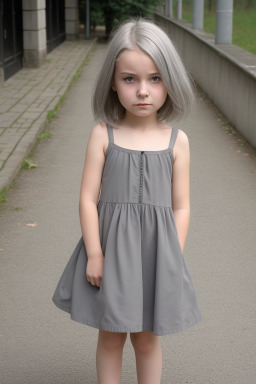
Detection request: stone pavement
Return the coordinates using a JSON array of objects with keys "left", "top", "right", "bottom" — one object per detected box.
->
[{"left": 0, "top": 38, "right": 96, "bottom": 192}]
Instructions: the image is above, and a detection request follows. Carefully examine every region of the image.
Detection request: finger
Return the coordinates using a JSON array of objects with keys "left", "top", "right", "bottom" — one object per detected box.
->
[
  {"left": 86, "top": 275, "right": 92, "bottom": 284},
  {"left": 87, "top": 277, "right": 95, "bottom": 286}
]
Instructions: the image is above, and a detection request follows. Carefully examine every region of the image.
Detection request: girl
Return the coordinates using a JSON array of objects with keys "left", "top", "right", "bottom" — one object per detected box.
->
[{"left": 52, "top": 18, "right": 202, "bottom": 384}]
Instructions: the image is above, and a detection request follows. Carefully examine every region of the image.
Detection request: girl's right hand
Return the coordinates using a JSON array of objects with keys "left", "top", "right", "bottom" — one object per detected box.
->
[{"left": 86, "top": 254, "right": 104, "bottom": 288}]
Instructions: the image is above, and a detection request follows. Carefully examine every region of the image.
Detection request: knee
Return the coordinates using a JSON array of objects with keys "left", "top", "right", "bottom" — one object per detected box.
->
[
  {"left": 98, "top": 330, "right": 127, "bottom": 352},
  {"left": 130, "top": 332, "right": 158, "bottom": 354}
]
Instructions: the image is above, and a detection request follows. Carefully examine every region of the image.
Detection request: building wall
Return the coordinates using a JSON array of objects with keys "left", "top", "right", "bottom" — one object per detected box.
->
[{"left": 0, "top": 0, "right": 79, "bottom": 83}]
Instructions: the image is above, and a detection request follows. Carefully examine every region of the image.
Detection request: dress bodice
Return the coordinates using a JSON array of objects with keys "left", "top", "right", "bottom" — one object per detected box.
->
[{"left": 99, "top": 125, "right": 178, "bottom": 207}]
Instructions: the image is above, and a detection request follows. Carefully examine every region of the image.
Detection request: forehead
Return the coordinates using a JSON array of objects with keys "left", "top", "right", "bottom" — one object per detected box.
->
[{"left": 115, "top": 48, "right": 159, "bottom": 73}]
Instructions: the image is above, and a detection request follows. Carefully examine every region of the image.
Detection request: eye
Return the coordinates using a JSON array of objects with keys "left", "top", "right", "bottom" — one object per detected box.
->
[
  {"left": 124, "top": 76, "right": 134, "bottom": 83},
  {"left": 152, "top": 76, "right": 161, "bottom": 82}
]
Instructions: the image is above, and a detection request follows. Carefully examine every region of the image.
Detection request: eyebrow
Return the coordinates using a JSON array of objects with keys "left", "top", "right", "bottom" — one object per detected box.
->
[{"left": 120, "top": 72, "right": 161, "bottom": 76}]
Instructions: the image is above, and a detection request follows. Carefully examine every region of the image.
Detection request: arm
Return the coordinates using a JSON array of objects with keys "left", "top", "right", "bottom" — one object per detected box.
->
[
  {"left": 79, "top": 123, "right": 107, "bottom": 287},
  {"left": 171, "top": 129, "right": 190, "bottom": 253}
]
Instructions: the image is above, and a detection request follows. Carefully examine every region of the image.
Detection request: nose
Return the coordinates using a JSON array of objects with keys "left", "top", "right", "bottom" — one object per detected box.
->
[{"left": 137, "top": 81, "right": 149, "bottom": 98}]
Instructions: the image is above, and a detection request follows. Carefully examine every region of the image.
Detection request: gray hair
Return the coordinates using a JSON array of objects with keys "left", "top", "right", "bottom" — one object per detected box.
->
[{"left": 92, "top": 18, "right": 195, "bottom": 125}]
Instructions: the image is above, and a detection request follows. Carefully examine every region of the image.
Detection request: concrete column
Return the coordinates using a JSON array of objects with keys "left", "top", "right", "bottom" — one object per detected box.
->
[
  {"left": 176, "top": 0, "right": 182, "bottom": 20},
  {"left": 170, "top": 0, "right": 173, "bottom": 18},
  {"left": 165, "top": 1, "right": 169, "bottom": 17},
  {"left": 165, "top": 0, "right": 173, "bottom": 18},
  {"left": 0, "top": 23, "right": 3, "bottom": 85},
  {"left": 215, "top": 0, "right": 233, "bottom": 44},
  {"left": 22, "top": 0, "right": 47, "bottom": 68},
  {"left": 192, "top": 0, "right": 204, "bottom": 30},
  {"left": 168, "top": 0, "right": 173, "bottom": 18},
  {"left": 65, "top": 0, "right": 79, "bottom": 40}
]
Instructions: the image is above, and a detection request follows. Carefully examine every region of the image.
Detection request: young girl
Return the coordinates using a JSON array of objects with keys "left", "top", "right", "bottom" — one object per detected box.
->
[{"left": 52, "top": 18, "right": 202, "bottom": 384}]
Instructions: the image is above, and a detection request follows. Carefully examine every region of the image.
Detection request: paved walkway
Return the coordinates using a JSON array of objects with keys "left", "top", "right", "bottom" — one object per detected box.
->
[
  {"left": 0, "top": 39, "right": 96, "bottom": 191},
  {"left": 0, "top": 43, "right": 256, "bottom": 384}
]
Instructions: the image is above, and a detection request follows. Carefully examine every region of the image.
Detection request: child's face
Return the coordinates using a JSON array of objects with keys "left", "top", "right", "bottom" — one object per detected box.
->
[{"left": 112, "top": 48, "right": 168, "bottom": 120}]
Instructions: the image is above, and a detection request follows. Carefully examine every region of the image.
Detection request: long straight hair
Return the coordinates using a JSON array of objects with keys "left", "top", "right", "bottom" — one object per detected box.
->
[{"left": 92, "top": 18, "right": 195, "bottom": 125}]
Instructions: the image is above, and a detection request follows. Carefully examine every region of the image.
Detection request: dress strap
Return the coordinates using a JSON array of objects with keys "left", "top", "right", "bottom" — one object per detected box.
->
[
  {"left": 168, "top": 127, "right": 178, "bottom": 150},
  {"left": 107, "top": 124, "right": 114, "bottom": 144}
]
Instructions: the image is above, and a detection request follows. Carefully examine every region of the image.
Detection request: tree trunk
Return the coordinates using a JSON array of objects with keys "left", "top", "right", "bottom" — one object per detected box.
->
[{"left": 104, "top": 12, "right": 113, "bottom": 36}]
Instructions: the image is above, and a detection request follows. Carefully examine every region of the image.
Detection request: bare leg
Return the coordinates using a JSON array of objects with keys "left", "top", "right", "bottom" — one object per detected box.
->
[
  {"left": 130, "top": 331, "right": 162, "bottom": 384},
  {"left": 96, "top": 330, "right": 127, "bottom": 384}
]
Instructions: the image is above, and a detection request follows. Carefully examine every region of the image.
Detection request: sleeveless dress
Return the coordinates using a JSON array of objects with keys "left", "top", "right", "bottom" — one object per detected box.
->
[{"left": 52, "top": 125, "right": 202, "bottom": 336}]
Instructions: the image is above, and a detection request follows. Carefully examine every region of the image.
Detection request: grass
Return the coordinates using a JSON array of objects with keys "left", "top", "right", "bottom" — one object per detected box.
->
[
  {"left": 0, "top": 188, "right": 8, "bottom": 203},
  {"left": 38, "top": 131, "right": 52, "bottom": 140},
  {"left": 232, "top": 9, "right": 256, "bottom": 54},
  {"left": 47, "top": 105, "right": 61, "bottom": 121},
  {"left": 0, "top": 183, "right": 18, "bottom": 204},
  {"left": 181, "top": 3, "right": 256, "bottom": 55},
  {"left": 72, "top": 54, "right": 92, "bottom": 83},
  {"left": 21, "top": 158, "right": 38, "bottom": 169}
]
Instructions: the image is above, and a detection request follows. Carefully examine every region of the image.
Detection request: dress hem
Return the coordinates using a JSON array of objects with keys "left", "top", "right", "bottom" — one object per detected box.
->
[{"left": 52, "top": 297, "right": 202, "bottom": 336}]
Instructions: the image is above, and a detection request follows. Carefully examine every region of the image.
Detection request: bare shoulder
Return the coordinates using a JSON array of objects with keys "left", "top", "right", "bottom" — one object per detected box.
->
[
  {"left": 89, "top": 122, "right": 108, "bottom": 144},
  {"left": 173, "top": 128, "right": 190, "bottom": 161},
  {"left": 87, "top": 122, "right": 108, "bottom": 155}
]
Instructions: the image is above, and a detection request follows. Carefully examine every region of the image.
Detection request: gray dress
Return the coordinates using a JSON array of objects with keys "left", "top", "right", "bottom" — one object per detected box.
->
[{"left": 52, "top": 125, "right": 202, "bottom": 336}]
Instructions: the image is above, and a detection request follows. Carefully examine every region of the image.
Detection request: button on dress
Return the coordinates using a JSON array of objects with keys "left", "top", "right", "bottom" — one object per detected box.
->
[{"left": 52, "top": 125, "right": 202, "bottom": 336}]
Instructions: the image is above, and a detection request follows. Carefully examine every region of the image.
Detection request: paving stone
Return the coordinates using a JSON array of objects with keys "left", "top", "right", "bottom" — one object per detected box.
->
[
  {"left": 0, "top": 39, "right": 96, "bottom": 191},
  {"left": 9, "top": 104, "right": 30, "bottom": 113},
  {"left": 0, "top": 113, "right": 21, "bottom": 128}
]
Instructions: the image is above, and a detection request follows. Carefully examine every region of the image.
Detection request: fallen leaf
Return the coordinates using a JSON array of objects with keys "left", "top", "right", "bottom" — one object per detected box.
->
[
  {"left": 26, "top": 222, "right": 38, "bottom": 227},
  {"left": 243, "top": 153, "right": 249, "bottom": 156}
]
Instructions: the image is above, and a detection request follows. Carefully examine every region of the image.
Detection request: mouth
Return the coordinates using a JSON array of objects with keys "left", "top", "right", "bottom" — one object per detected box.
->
[{"left": 136, "top": 103, "right": 151, "bottom": 106}]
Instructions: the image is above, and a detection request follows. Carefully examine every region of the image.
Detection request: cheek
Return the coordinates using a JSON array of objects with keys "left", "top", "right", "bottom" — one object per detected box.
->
[
  {"left": 157, "top": 86, "right": 168, "bottom": 100},
  {"left": 163, "top": 89, "right": 168, "bottom": 100},
  {"left": 116, "top": 84, "right": 133, "bottom": 101}
]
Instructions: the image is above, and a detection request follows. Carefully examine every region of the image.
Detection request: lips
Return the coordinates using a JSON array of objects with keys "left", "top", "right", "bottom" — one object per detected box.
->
[{"left": 136, "top": 103, "right": 150, "bottom": 106}]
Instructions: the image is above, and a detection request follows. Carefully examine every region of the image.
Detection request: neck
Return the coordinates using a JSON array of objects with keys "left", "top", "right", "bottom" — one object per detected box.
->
[{"left": 120, "top": 112, "right": 161, "bottom": 131}]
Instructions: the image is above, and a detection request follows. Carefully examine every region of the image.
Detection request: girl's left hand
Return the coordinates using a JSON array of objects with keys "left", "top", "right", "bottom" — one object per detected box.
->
[{"left": 86, "top": 253, "right": 104, "bottom": 288}]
